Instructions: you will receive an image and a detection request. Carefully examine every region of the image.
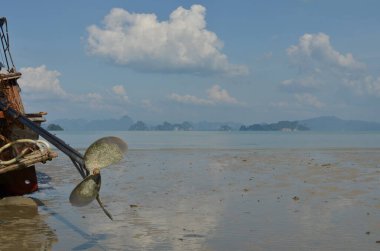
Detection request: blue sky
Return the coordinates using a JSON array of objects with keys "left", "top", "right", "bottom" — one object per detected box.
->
[{"left": 2, "top": 0, "right": 380, "bottom": 123}]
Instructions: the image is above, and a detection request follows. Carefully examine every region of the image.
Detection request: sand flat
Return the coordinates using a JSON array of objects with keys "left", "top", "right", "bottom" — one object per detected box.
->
[{"left": 2, "top": 148, "right": 380, "bottom": 250}]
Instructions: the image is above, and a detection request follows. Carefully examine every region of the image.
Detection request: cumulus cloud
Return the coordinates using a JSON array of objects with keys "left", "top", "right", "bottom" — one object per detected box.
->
[
  {"left": 343, "top": 76, "right": 380, "bottom": 97},
  {"left": 207, "top": 85, "right": 238, "bottom": 104},
  {"left": 86, "top": 5, "right": 248, "bottom": 75},
  {"left": 19, "top": 65, "right": 67, "bottom": 97},
  {"left": 287, "top": 33, "right": 365, "bottom": 70},
  {"left": 281, "top": 32, "right": 380, "bottom": 110},
  {"left": 169, "top": 84, "right": 240, "bottom": 106}
]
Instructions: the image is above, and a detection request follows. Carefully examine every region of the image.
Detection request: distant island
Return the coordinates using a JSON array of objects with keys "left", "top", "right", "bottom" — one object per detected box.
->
[
  {"left": 240, "top": 121, "right": 309, "bottom": 131},
  {"left": 49, "top": 116, "right": 380, "bottom": 132},
  {"left": 46, "top": 123, "right": 64, "bottom": 131},
  {"left": 129, "top": 121, "right": 149, "bottom": 131},
  {"left": 52, "top": 116, "right": 242, "bottom": 131}
]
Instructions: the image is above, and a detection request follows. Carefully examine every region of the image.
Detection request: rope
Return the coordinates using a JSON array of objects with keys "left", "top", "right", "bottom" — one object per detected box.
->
[{"left": 0, "top": 139, "right": 50, "bottom": 165}]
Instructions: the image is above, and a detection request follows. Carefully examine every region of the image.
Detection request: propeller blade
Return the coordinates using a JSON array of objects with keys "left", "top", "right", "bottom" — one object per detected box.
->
[
  {"left": 96, "top": 195, "right": 113, "bottom": 220},
  {"left": 69, "top": 173, "right": 101, "bottom": 207},
  {"left": 84, "top": 136, "right": 127, "bottom": 173},
  {"left": 69, "top": 136, "right": 126, "bottom": 219}
]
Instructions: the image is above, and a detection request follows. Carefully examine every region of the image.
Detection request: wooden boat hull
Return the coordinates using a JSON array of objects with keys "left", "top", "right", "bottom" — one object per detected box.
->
[{"left": 0, "top": 166, "right": 38, "bottom": 197}]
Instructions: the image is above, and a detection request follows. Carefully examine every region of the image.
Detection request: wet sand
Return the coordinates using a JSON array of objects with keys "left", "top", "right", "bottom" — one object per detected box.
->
[
  {"left": 2, "top": 148, "right": 380, "bottom": 250},
  {"left": 0, "top": 197, "right": 57, "bottom": 250}
]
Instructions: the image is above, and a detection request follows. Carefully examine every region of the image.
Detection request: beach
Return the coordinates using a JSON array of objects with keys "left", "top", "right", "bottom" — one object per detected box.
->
[
  {"left": 2, "top": 145, "right": 380, "bottom": 250},
  {"left": 2, "top": 0, "right": 380, "bottom": 249}
]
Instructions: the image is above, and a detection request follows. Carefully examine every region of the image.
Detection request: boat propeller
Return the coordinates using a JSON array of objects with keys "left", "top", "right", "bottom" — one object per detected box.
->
[{"left": 69, "top": 137, "right": 128, "bottom": 219}]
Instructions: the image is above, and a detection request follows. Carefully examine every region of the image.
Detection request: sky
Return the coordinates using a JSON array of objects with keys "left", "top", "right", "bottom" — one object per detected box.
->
[{"left": 2, "top": 0, "right": 380, "bottom": 124}]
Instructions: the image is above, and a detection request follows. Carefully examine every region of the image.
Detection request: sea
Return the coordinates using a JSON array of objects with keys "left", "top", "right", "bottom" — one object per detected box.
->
[{"left": 51, "top": 130, "right": 380, "bottom": 150}]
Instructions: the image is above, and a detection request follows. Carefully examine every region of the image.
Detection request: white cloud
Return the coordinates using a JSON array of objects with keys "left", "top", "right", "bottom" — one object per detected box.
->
[
  {"left": 282, "top": 33, "right": 380, "bottom": 98},
  {"left": 343, "top": 76, "right": 380, "bottom": 97},
  {"left": 19, "top": 65, "right": 67, "bottom": 97},
  {"left": 17, "top": 65, "right": 135, "bottom": 116},
  {"left": 86, "top": 5, "right": 248, "bottom": 75},
  {"left": 295, "top": 93, "right": 325, "bottom": 109},
  {"left": 80, "top": 92, "right": 110, "bottom": 110},
  {"left": 207, "top": 84, "right": 238, "bottom": 104},
  {"left": 169, "top": 84, "right": 240, "bottom": 106},
  {"left": 112, "top": 85, "right": 129, "bottom": 102},
  {"left": 112, "top": 85, "right": 126, "bottom": 95},
  {"left": 287, "top": 33, "right": 365, "bottom": 70}
]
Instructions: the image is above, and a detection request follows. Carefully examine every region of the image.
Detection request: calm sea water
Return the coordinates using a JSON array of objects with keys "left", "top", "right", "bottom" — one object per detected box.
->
[{"left": 50, "top": 130, "right": 380, "bottom": 150}]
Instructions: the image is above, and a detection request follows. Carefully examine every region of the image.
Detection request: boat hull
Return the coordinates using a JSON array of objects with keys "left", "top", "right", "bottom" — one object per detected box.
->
[{"left": 0, "top": 166, "right": 38, "bottom": 197}]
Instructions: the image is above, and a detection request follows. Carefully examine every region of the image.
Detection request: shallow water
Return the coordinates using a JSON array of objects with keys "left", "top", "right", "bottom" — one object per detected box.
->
[
  {"left": 51, "top": 130, "right": 380, "bottom": 149},
  {"left": 3, "top": 131, "right": 380, "bottom": 250}
]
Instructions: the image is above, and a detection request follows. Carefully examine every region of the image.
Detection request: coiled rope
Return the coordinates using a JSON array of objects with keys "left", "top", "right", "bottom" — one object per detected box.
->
[{"left": 0, "top": 139, "right": 50, "bottom": 165}]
